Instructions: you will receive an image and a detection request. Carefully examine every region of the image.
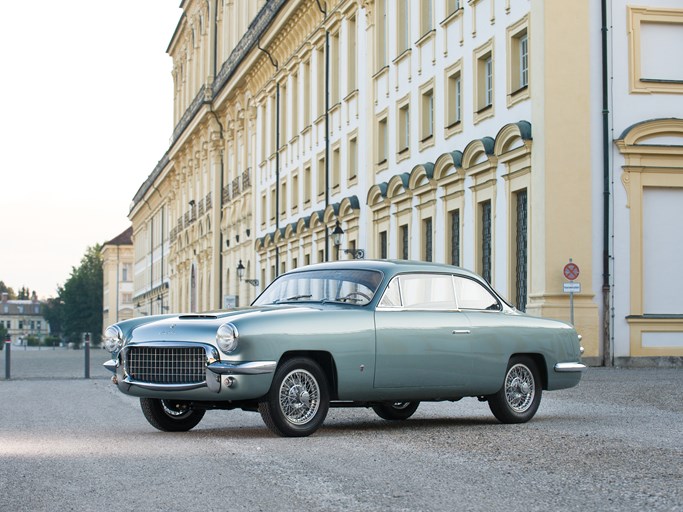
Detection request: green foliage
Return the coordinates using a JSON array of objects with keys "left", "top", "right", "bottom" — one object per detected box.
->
[
  {"left": 0, "top": 281, "right": 16, "bottom": 299},
  {"left": 43, "top": 336, "right": 61, "bottom": 348},
  {"left": 55, "top": 245, "right": 104, "bottom": 345},
  {"left": 17, "top": 286, "right": 31, "bottom": 300},
  {"left": 0, "top": 323, "right": 5, "bottom": 350}
]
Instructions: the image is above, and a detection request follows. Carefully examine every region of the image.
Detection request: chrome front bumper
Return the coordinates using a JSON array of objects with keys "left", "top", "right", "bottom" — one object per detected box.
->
[{"left": 554, "top": 362, "right": 588, "bottom": 372}]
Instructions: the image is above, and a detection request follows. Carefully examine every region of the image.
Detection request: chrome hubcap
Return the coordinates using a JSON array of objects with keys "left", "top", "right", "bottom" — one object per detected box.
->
[
  {"left": 279, "top": 369, "right": 320, "bottom": 425},
  {"left": 161, "top": 400, "right": 193, "bottom": 419},
  {"left": 505, "top": 364, "right": 535, "bottom": 413}
]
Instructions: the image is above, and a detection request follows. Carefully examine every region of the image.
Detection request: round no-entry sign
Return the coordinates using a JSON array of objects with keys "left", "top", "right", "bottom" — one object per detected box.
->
[{"left": 563, "top": 262, "right": 580, "bottom": 281}]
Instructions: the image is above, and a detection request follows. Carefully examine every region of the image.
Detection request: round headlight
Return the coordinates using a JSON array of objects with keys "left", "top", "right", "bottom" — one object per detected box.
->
[
  {"left": 216, "top": 323, "right": 239, "bottom": 353},
  {"left": 103, "top": 325, "right": 123, "bottom": 353}
]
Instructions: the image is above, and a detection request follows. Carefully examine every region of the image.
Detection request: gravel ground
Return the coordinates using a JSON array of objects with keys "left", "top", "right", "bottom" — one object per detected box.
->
[{"left": 0, "top": 366, "right": 681, "bottom": 511}]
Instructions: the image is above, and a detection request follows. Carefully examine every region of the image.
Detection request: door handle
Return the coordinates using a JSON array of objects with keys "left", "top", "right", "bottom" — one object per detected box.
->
[{"left": 452, "top": 329, "right": 471, "bottom": 335}]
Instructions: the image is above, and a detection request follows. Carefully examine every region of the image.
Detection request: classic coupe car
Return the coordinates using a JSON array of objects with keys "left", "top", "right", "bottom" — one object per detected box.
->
[{"left": 103, "top": 260, "right": 585, "bottom": 437}]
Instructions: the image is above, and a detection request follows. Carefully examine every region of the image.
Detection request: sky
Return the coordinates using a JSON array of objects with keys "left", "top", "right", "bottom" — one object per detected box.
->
[{"left": 0, "top": 1, "right": 183, "bottom": 299}]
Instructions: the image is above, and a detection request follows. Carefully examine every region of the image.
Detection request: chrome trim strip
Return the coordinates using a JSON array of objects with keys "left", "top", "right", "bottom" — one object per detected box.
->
[
  {"left": 554, "top": 362, "right": 588, "bottom": 372},
  {"left": 452, "top": 329, "right": 471, "bottom": 335},
  {"left": 122, "top": 376, "right": 208, "bottom": 391},
  {"left": 103, "top": 359, "right": 117, "bottom": 373},
  {"left": 207, "top": 360, "right": 277, "bottom": 375}
]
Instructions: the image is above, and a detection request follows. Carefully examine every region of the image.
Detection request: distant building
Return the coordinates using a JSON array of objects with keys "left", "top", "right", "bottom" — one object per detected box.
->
[
  {"left": 0, "top": 292, "right": 50, "bottom": 342},
  {"left": 102, "top": 227, "right": 135, "bottom": 328}
]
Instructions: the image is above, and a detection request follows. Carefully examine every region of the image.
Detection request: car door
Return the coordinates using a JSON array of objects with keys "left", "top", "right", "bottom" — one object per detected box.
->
[
  {"left": 453, "top": 275, "right": 514, "bottom": 393},
  {"left": 373, "top": 273, "right": 472, "bottom": 389}
]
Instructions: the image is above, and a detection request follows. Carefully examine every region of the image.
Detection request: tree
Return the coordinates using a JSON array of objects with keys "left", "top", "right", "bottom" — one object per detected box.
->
[
  {"left": 59, "top": 245, "right": 103, "bottom": 345},
  {"left": 42, "top": 295, "right": 65, "bottom": 339},
  {"left": 0, "top": 322, "right": 6, "bottom": 350},
  {"left": 17, "top": 286, "right": 30, "bottom": 300},
  {"left": 0, "top": 281, "right": 16, "bottom": 299}
]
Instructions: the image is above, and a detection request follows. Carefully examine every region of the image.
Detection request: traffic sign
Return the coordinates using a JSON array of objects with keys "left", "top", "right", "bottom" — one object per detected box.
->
[
  {"left": 563, "top": 282, "right": 581, "bottom": 293},
  {"left": 563, "top": 262, "right": 580, "bottom": 281}
]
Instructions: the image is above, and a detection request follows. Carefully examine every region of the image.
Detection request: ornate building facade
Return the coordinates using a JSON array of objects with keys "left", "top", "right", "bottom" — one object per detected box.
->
[{"left": 128, "top": 0, "right": 683, "bottom": 365}]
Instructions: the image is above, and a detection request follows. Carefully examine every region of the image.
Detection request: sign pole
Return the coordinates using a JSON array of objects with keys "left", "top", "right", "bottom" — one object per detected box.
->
[
  {"left": 563, "top": 259, "right": 581, "bottom": 326},
  {"left": 4, "top": 337, "right": 10, "bottom": 380}
]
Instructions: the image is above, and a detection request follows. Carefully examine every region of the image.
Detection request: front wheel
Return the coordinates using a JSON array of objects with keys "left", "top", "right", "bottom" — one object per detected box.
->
[
  {"left": 488, "top": 356, "right": 542, "bottom": 424},
  {"left": 140, "top": 398, "right": 205, "bottom": 432},
  {"left": 259, "top": 358, "right": 330, "bottom": 437},
  {"left": 372, "top": 401, "right": 420, "bottom": 420}
]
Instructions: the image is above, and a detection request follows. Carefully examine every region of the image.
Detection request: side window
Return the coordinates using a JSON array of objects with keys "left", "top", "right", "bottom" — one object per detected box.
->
[
  {"left": 400, "top": 274, "right": 457, "bottom": 310},
  {"left": 454, "top": 276, "right": 500, "bottom": 310},
  {"left": 379, "top": 278, "right": 402, "bottom": 307}
]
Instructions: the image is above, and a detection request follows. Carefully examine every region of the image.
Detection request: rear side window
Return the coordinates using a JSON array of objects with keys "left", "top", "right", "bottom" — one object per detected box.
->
[
  {"left": 379, "top": 274, "right": 457, "bottom": 310},
  {"left": 453, "top": 276, "right": 500, "bottom": 310}
]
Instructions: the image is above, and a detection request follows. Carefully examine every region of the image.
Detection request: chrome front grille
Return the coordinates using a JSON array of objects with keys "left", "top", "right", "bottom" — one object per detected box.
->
[{"left": 125, "top": 345, "right": 206, "bottom": 385}]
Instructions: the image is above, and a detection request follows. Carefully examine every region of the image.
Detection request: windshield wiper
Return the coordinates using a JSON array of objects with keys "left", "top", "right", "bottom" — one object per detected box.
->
[{"left": 274, "top": 294, "right": 313, "bottom": 304}]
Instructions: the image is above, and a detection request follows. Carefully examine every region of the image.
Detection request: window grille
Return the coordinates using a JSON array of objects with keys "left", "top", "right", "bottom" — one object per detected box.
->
[
  {"left": 515, "top": 190, "right": 528, "bottom": 311},
  {"left": 450, "top": 210, "right": 460, "bottom": 266},
  {"left": 481, "top": 201, "right": 492, "bottom": 283}
]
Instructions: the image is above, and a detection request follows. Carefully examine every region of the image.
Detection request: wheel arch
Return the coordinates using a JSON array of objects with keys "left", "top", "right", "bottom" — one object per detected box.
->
[
  {"left": 278, "top": 350, "right": 339, "bottom": 399},
  {"left": 510, "top": 352, "right": 548, "bottom": 390}
]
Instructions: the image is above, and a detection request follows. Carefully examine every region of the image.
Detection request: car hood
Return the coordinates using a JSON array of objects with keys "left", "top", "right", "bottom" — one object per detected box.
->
[{"left": 124, "top": 305, "right": 316, "bottom": 344}]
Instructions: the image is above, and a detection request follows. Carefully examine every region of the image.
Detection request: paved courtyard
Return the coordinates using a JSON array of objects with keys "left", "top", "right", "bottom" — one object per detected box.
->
[{"left": 0, "top": 350, "right": 681, "bottom": 511}]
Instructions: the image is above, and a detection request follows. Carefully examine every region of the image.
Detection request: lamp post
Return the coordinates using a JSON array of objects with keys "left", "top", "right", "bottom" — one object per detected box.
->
[
  {"left": 237, "top": 260, "right": 259, "bottom": 287},
  {"left": 331, "top": 220, "right": 365, "bottom": 259}
]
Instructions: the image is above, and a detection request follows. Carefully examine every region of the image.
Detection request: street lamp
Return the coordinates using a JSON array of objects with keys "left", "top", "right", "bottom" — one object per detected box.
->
[
  {"left": 237, "top": 260, "right": 259, "bottom": 287},
  {"left": 331, "top": 221, "right": 365, "bottom": 259},
  {"left": 156, "top": 295, "right": 168, "bottom": 313}
]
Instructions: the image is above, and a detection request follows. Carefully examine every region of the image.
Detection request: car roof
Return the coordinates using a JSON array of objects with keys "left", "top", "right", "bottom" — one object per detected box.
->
[{"left": 286, "top": 259, "right": 481, "bottom": 281}]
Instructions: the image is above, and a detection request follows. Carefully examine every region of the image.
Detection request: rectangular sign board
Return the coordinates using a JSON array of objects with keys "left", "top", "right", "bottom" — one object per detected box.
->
[{"left": 563, "top": 282, "right": 581, "bottom": 294}]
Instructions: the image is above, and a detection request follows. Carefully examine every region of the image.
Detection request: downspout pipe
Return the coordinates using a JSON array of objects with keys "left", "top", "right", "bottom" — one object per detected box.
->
[
  {"left": 258, "top": 41, "right": 280, "bottom": 276},
  {"left": 316, "top": 0, "right": 330, "bottom": 261},
  {"left": 601, "top": 0, "right": 612, "bottom": 366}
]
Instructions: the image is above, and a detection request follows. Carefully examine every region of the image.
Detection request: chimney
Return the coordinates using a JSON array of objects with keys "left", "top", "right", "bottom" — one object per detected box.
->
[{"left": 1, "top": 293, "right": 8, "bottom": 304}]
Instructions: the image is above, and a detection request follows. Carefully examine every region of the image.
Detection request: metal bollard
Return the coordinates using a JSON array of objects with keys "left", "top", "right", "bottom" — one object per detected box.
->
[
  {"left": 4, "top": 338, "right": 10, "bottom": 380},
  {"left": 84, "top": 336, "right": 90, "bottom": 379}
]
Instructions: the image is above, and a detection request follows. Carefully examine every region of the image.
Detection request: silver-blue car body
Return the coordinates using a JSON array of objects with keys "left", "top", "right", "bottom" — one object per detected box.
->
[{"left": 103, "top": 260, "right": 585, "bottom": 437}]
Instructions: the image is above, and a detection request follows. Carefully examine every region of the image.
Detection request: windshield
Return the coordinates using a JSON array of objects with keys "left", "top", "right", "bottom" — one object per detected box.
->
[{"left": 253, "top": 269, "right": 383, "bottom": 306}]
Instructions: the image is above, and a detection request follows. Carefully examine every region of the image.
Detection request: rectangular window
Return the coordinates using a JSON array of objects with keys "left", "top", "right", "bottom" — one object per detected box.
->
[
  {"left": 474, "top": 39, "right": 494, "bottom": 119},
  {"left": 280, "top": 180, "right": 287, "bottom": 216},
  {"left": 421, "top": 87, "right": 434, "bottom": 141},
  {"left": 348, "top": 136, "right": 358, "bottom": 182},
  {"left": 379, "top": 230, "right": 388, "bottom": 259},
  {"left": 332, "top": 146, "right": 341, "bottom": 191},
  {"left": 261, "top": 194, "right": 267, "bottom": 226},
  {"left": 304, "top": 165, "right": 312, "bottom": 204},
  {"left": 519, "top": 34, "right": 528, "bottom": 88},
  {"left": 279, "top": 83, "right": 287, "bottom": 146},
  {"left": 420, "top": 0, "right": 433, "bottom": 36},
  {"left": 400, "top": 224, "right": 409, "bottom": 260},
  {"left": 446, "top": 67, "right": 462, "bottom": 127},
  {"left": 292, "top": 173, "right": 299, "bottom": 210},
  {"left": 318, "top": 249, "right": 325, "bottom": 263},
  {"left": 398, "top": 102, "right": 410, "bottom": 152},
  {"left": 330, "top": 32, "right": 340, "bottom": 105},
  {"left": 291, "top": 72, "right": 299, "bottom": 136},
  {"left": 270, "top": 187, "right": 276, "bottom": 222},
  {"left": 347, "top": 16, "right": 357, "bottom": 94},
  {"left": 485, "top": 57, "right": 493, "bottom": 106},
  {"left": 397, "top": 0, "right": 410, "bottom": 55},
  {"left": 514, "top": 190, "right": 528, "bottom": 311},
  {"left": 423, "top": 217, "right": 433, "bottom": 262},
  {"left": 480, "top": 201, "right": 492, "bottom": 283},
  {"left": 317, "top": 154, "right": 326, "bottom": 197},
  {"left": 376, "top": 0, "right": 388, "bottom": 68},
  {"left": 377, "top": 116, "right": 388, "bottom": 164},
  {"left": 446, "top": 0, "right": 461, "bottom": 16},
  {"left": 450, "top": 209, "right": 460, "bottom": 266},
  {"left": 316, "top": 46, "right": 325, "bottom": 117},
  {"left": 303, "top": 59, "right": 311, "bottom": 125}
]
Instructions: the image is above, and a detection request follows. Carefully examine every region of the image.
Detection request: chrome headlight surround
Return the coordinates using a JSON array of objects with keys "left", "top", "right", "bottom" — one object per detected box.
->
[
  {"left": 103, "top": 325, "right": 124, "bottom": 353},
  {"left": 216, "top": 323, "right": 239, "bottom": 353}
]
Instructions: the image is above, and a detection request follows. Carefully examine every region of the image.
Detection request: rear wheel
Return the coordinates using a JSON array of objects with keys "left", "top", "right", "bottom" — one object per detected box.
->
[
  {"left": 372, "top": 401, "right": 420, "bottom": 420},
  {"left": 259, "top": 358, "right": 329, "bottom": 437},
  {"left": 488, "top": 356, "right": 542, "bottom": 423},
  {"left": 140, "top": 398, "right": 205, "bottom": 432}
]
